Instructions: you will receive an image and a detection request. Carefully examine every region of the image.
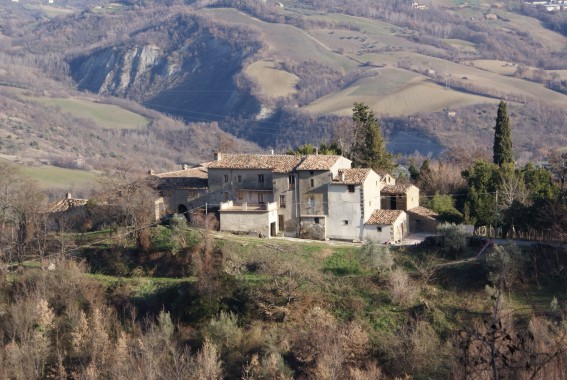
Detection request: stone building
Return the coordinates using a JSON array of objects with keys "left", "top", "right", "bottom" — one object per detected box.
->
[
  {"left": 364, "top": 209, "right": 410, "bottom": 242},
  {"left": 155, "top": 153, "right": 437, "bottom": 241}
]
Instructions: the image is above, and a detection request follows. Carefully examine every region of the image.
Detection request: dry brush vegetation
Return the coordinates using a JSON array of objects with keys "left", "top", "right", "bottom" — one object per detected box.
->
[{"left": 1, "top": 200, "right": 567, "bottom": 379}]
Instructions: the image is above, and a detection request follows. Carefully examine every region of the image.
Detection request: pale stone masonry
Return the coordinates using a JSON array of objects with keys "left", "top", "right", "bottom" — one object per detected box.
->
[{"left": 154, "top": 153, "right": 438, "bottom": 241}]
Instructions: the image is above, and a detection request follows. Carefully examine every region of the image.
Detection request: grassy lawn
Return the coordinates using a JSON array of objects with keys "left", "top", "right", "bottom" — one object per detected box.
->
[{"left": 25, "top": 96, "right": 149, "bottom": 130}]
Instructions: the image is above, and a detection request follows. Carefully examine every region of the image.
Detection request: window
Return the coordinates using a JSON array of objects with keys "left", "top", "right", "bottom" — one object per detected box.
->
[
  {"left": 347, "top": 185, "right": 355, "bottom": 193},
  {"left": 307, "top": 197, "right": 315, "bottom": 208},
  {"left": 343, "top": 220, "right": 349, "bottom": 225},
  {"left": 258, "top": 174, "right": 265, "bottom": 183},
  {"left": 224, "top": 174, "right": 229, "bottom": 183},
  {"left": 310, "top": 170, "right": 314, "bottom": 175},
  {"left": 237, "top": 190, "right": 244, "bottom": 200},
  {"left": 237, "top": 175, "right": 242, "bottom": 183},
  {"left": 279, "top": 194, "right": 286, "bottom": 207},
  {"left": 224, "top": 191, "right": 229, "bottom": 200},
  {"left": 310, "top": 179, "right": 314, "bottom": 188},
  {"left": 377, "top": 226, "right": 382, "bottom": 232},
  {"left": 314, "top": 217, "right": 320, "bottom": 224},
  {"left": 288, "top": 175, "right": 295, "bottom": 189},
  {"left": 258, "top": 193, "right": 264, "bottom": 203}
]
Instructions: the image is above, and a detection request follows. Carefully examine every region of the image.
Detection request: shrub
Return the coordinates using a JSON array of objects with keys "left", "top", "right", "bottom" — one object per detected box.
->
[
  {"left": 360, "top": 240, "right": 393, "bottom": 274},
  {"left": 387, "top": 268, "right": 419, "bottom": 307},
  {"left": 202, "top": 311, "right": 243, "bottom": 353},
  {"left": 437, "top": 222, "right": 468, "bottom": 253}
]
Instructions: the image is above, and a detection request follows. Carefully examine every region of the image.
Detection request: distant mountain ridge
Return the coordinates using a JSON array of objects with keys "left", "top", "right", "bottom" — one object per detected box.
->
[
  {"left": 70, "top": 13, "right": 263, "bottom": 123},
  {"left": 2, "top": 0, "right": 567, "bottom": 161}
]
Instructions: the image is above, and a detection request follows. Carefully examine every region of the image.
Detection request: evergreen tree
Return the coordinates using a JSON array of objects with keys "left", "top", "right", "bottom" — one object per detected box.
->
[
  {"left": 493, "top": 100, "right": 514, "bottom": 166},
  {"left": 408, "top": 159, "right": 420, "bottom": 181},
  {"left": 351, "top": 103, "right": 394, "bottom": 171},
  {"left": 286, "top": 142, "right": 342, "bottom": 156},
  {"left": 462, "top": 161, "right": 500, "bottom": 226}
]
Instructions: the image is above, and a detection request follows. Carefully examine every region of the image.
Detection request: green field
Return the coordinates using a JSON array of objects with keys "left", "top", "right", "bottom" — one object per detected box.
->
[
  {"left": 27, "top": 96, "right": 149, "bottom": 130},
  {"left": 20, "top": 164, "right": 100, "bottom": 192}
]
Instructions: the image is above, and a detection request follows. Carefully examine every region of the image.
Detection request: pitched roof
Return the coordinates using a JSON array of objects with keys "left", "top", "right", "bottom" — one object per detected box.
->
[
  {"left": 333, "top": 168, "right": 373, "bottom": 185},
  {"left": 407, "top": 206, "right": 438, "bottom": 219},
  {"left": 380, "top": 184, "right": 417, "bottom": 195},
  {"left": 366, "top": 209, "right": 404, "bottom": 225},
  {"left": 48, "top": 196, "right": 88, "bottom": 213},
  {"left": 296, "top": 155, "right": 343, "bottom": 171},
  {"left": 156, "top": 166, "right": 208, "bottom": 189},
  {"left": 206, "top": 154, "right": 303, "bottom": 173}
]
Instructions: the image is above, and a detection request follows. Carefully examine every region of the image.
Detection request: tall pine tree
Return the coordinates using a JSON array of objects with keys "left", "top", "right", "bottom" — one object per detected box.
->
[
  {"left": 351, "top": 103, "right": 394, "bottom": 172},
  {"left": 493, "top": 100, "right": 514, "bottom": 166}
]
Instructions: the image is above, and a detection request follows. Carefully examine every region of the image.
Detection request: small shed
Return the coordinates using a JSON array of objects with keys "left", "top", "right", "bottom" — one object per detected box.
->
[
  {"left": 364, "top": 209, "right": 409, "bottom": 242},
  {"left": 219, "top": 201, "right": 279, "bottom": 238},
  {"left": 407, "top": 206, "right": 439, "bottom": 233}
]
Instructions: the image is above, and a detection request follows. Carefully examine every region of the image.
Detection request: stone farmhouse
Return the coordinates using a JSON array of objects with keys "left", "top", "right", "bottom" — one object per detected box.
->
[{"left": 155, "top": 153, "right": 438, "bottom": 242}]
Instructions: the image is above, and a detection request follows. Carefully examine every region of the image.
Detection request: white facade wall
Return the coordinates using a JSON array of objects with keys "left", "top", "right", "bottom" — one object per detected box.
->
[
  {"left": 327, "top": 185, "right": 363, "bottom": 240},
  {"left": 361, "top": 171, "right": 382, "bottom": 222},
  {"left": 363, "top": 212, "right": 409, "bottom": 242},
  {"left": 326, "top": 170, "right": 382, "bottom": 241},
  {"left": 219, "top": 202, "right": 279, "bottom": 237},
  {"left": 363, "top": 224, "right": 394, "bottom": 242},
  {"left": 329, "top": 157, "right": 353, "bottom": 177}
]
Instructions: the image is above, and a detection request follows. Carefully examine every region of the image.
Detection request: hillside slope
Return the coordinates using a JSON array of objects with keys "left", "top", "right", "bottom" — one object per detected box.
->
[
  {"left": 2, "top": 0, "right": 567, "bottom": 159},
  {"left": 69, "top": 13, "right": 263, "bottom": 122}
]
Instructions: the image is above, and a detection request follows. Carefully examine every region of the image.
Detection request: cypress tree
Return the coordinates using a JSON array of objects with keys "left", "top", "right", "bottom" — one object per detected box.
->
[
  {"left": 493, "top": 100, "right": 514, "bottom": 166},
  {"left": 352, "top": 103, "right": 394, "bottom": 171}
]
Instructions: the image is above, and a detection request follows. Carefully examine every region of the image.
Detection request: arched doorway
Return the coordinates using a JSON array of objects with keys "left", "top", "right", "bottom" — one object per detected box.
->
[{"left": 177, "top": 204, "right": 190, "bottom": 222}]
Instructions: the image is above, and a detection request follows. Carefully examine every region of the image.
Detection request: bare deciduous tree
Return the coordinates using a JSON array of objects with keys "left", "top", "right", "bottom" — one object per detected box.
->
[{"left": 97, "top": 171, "right": 159, "bottom": 252}]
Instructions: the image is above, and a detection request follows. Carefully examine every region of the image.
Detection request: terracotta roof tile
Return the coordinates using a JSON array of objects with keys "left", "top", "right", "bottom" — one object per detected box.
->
[
  {"left": 366, "top": 209, "right": 404, "bottom": 225},
  {"left": 332, "top": 168, "right": 373, "bottom": 185},
  {"left": 380, "top": 184, "right": 417, "bottom": 194},
  {"left": 206, "top": 154, "right": 303, "bottom": 173},
  {"left": 156, "top": 166, "right": 208, "bottom": 189},
  {"left": 296, "top": 155, "right": 343, "bottom": 171},
  {"left": 407, "top": 206, "right": 438, "bottom": 219},
  {"left": 48, "top": 198, "right": 88, "bottom": 213}
]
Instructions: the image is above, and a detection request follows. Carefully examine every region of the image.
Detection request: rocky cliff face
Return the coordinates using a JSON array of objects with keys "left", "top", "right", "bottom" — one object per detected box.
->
[{"left": 69, "top": 14, "right": 262, "bottom": 122}]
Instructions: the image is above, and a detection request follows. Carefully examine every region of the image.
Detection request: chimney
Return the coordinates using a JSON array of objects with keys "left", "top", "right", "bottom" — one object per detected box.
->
[
  {"left": 315, "top": 147, "right": 319, "bottom": 155},
  {"left": 340, "top": 171, "right": 345, "bottom": 182},
  {"left": 182, "top": 164, "right": 188, "bottom": 170},
  {"left": 148, "top": 169, "right": 155, "bottom": 175},
  {"left": 214, "top": 152, "right": 222, "bottom": 161},
  {"left": 66, "top": 192, "right": 72, "bottom": 199},
  {"left": 271, "top": 149, "right": 274, "bottom": 155}
]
